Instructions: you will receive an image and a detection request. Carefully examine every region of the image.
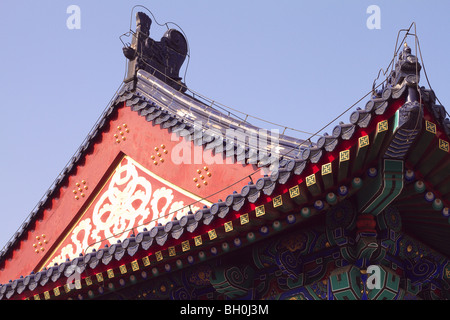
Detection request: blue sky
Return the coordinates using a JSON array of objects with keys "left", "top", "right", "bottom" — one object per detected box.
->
[{"left": 0, "top": 1, "right": 449, "bottom": 252}]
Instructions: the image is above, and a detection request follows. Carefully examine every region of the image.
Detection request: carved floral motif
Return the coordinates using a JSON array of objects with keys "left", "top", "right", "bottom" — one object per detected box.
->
[{"left": 46, "top": 157, "right": 205, "bottom": 267}]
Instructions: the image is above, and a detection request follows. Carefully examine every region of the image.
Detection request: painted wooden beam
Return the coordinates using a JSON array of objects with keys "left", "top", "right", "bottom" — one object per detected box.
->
[
  {"left": 365, "top": 119, "right": 392, "bottom": 165},
  {"left": 305, "top": 172, "right": 322, "bottom": 197},
  {"left": 406, "top": 120, "right": 438, "bottom": 166},
  {"left": 288, "top": 184, "right": 309, "bottom": 206},
  {"left": 338, "top": 149, "right": 351, "bottom": 184},
  {"left": 321, "top": 162, "right": 335, "bottom": 191},
  {"left": 351, "top": 135, "right": 370, "bottom": 175},
  {"left": 358, "top": 159, "right": 404, "bottom": 216}
]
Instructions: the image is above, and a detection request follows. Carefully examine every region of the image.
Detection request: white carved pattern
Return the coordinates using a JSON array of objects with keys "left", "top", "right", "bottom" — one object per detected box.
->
[
  {"left": 47, "top": 158, "right": 200, "bottom": 267},
  {"left": 91, "top": 161, "right": 152, "bottom": 244}
]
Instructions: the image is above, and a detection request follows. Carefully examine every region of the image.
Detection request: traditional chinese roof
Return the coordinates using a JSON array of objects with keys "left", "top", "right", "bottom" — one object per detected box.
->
[
  {"left": 0, "top": 14, "right": 449, "bottom": 300},
  {"left": 0, "top": 11, "right": 304, "bottom": 292}
]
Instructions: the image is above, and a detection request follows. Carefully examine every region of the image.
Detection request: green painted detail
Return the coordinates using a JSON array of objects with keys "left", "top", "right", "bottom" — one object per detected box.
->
[
  {"left": 252, "top": 243, "right": 277, "bottom": 270},
  {"left": 365, "top": 118, "right": 393, "bottom": 164},
  {"left": 322, "top": 167, "right": 334, "bottom": 190},
  {"left": 394, "top": 109, "right": 400, "bottom": 132},
  {"left": 372, "top": 161, "right": 403, "bottom": 213},
  {"left": 300, "top": 207, "right": 311, "bottom": 218},
  {"left": 210, "top": 265, "right": 254, "bottom": 299},
  {"left": 444, "top": 262, "right": 450, "bottom": 281},
  {"left": 338, "top": 151, "right": 351, "bottom": 184},
  {"left": 329, "top": 265, "right": 362, "bottom": 300},
  {"left": 396, "top": 289, "right": 406, "bottom": 300},
  {"left": 407, "top": 125, "right": 437, "bottom": 166},
  {"left": 326, "top": 192, "right": 337, "bottom": 204},
  {"left": 359, "top": 159, "right": 404, "bottom": 215},
  {"left": 352, "top": 177, "right": 363, "bottom": 188},
  {"left": 340, "top": 247, "right": 356, "bottom": 261},
  {"left": 352, "top": 147, "right": 369, "bottom": 175},
  {"left": 428, "top": 161, "right": 450, "bottom": 187},
  {"left": 357, "top": 163, "right": 382, "bottom": 211},
  {"left": 432, "top": 199, "right": 443, "bottom": 211},
  {"left": 356, "top": 236, "right": 379, "bottom": 260},
  {"left": 367, "top": 265, "right": 400, "bottom": 300},
  {"left": 305, "top": 283, "right": 327, "bottom": 300},
  {"left": 377, "top": 207, "right": 402, "bottom": 254},
  {"left": 416, "top": 148, "right": 447, "bottom": 179},
  {"left": 325, "top": 201, "right": 356, "bottom": 247},
  {"left": 286, "top": 274, "right": 305, "bottom": 289},
  {"left": 414, "top": 180, "right": 426, "bottom": 193},
  {"left": 405, "top": 278, "right": 421, "bottom": 295}
]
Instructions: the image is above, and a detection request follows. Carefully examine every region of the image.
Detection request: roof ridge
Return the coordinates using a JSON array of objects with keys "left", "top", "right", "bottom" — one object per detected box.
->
[
  {"left": 2, "top": 36, "right": 450, "bottom": 298},
  {"left": 0, "top": 72, "right": 407, "bottom": 290}
]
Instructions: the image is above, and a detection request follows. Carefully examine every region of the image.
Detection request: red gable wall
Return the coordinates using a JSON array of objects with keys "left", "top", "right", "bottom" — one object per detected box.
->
[{"left": 0, "top": 102, "right": 259, "bottom": 283}]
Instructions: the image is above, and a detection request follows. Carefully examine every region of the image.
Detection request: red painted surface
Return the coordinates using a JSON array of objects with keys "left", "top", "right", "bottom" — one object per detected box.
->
[
  {"left": 42, "top": 155, "right": 216, "bottom": 269},
  {"left": 356, "top": 214, "right": 377, "bottom": 233},
  {"left": 0, "top": 103, "right": 258, "bottom": 283}
]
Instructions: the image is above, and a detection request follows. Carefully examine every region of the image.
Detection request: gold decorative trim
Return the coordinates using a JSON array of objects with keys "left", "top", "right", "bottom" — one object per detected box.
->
[
  {"left": 114, "top": 123, "right": 130, "bottom": 144},
  {"left": 321, "top": 163, "right": 332, "bottom": 175},
  {"left": 142, "top": 256, "right": 151, "bottom": 267},
  {"left": 306, "top": 174, "right": 316, "bottom": 187},
  {"left": 289, "top": 185, "right": 300, "bottom": 198},
  {"left": 194, "top": 235, "right": 203, "bottom": 246},
  {"left": 426, "top": 120, "right": 436, "bottom": 134},
  {"left": 273, "top": 195, "right": 283, "bottom": 208},
  {"left": 96, "top": 272, "right": 104, "bottom": 282},
  {"left": 377, "top": 120, "right": 388, "bottom": 133},
  {"left": 255, "top": 205, "right": 265, "bottom": 217},
  {"left": 32, "top": 234, "right": 48, "bottom": 254},
  {"left": 439, "top": 139, "right": 449, "bottom": 152},
  {"left": 64, "top": 284, "right": 71, "bottom": 293},
  {"left": 73, "top": 180, "right": 88, "bottom": 200},
  {"left": 359, "top": 135, "right": 369, "bottom": 148},
  {"left": 155, "top": 251, "right": 163, "bottom": 262},
  {"left": 208, "top": 229, "right": 217, "bottom": 240},
  {"left": 53, "top": 287, "right": 61, "bottom": 297},
  {"left": 107, "top": 269, "right": 115, "bottom": 278},
  {"left": 40, "top": 155, "right": 213, "bottom": 271},
  {"left": 151, "top": 144, "right": 168, "bottom": 166},
  {"left": 240, "top": 213, "right": 249, "bottom": 225},
  {"left": 182, "top": 240, "right": 191, "bottom": 252},
  {"left": 340, "top": 150, "right": 350, "bottom": 162},
  {"left": 224, "top": 221, "right": 233, "bottom": 233},
  {"left": 193, "top": 167, "right": 212, "bottom": 188},
  {"left": 131, "top": 260, "right": 140, "bottom": 271}
]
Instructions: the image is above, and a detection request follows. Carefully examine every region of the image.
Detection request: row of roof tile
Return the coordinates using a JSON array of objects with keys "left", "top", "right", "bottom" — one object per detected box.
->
[
  {"left": 0, "top": 70, "right": 418, "bottom": 299},
  {"left": 2, "top": 47, "right": 450, "bottom": 298}
]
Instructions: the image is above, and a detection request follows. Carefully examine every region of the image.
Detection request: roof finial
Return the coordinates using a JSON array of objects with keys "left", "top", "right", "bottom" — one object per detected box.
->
[{"left": 122, "top": 12, "right": 188, "bottom": 92}]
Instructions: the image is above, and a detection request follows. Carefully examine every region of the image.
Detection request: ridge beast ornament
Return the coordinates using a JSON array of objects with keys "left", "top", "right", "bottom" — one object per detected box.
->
[{"left": 123, "top": 12, "right": 188, "bottom": 92}]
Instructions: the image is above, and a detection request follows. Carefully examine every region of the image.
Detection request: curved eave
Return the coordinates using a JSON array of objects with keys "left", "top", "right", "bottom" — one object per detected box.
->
[
  {"left": 133, "top": 69, "right": 307, "bottom": 159},
  {"left": 1, "top": 79, "right": 420, "bottom": 300},
  {"left": 396, "top": 101, "right": 450, "bottom": 257},
  {"left": 0, "top": 69, "right": 306, "bottom": 271}
]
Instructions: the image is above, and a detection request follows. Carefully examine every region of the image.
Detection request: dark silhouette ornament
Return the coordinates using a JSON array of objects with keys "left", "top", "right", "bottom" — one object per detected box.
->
[{"left": 123, "top": 12, "right": 188, "bottom": 92}]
